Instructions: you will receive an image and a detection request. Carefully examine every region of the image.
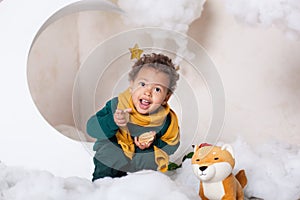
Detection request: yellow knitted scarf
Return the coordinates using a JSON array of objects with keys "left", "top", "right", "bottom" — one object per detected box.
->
[{"left": 115, "top": 88, "right": 180, "bottom": 172}]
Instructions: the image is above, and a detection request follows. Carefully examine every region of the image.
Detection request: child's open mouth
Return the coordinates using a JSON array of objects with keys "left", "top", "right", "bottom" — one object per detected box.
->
[{"left": 139, "top": 99, "right": 151, "bottom": 110}]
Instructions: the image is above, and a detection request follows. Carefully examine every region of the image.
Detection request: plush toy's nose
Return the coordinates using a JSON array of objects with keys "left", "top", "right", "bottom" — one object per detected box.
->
[{"left": 199, "top": 166, "right": 207, "bottom": 171}]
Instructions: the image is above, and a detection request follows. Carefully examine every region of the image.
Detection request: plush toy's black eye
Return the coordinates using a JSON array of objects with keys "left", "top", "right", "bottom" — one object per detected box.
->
[
  {"left": 196, "top": 159, "right": 200, "bottom": 161},
  {"left": 214, "top": 157, "right": 219, "bottom": 160}
]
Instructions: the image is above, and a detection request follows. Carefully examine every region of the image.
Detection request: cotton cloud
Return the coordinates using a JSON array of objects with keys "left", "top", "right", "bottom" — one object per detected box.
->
[
  {"left": 117, "top": 0, "right": 206, "bottom": 64},
  {"left": 117, "top": 0, "right": 206, "bottom": 33},
  {"left": 224, "top": 0, "right": 300, "bottom": 40}
]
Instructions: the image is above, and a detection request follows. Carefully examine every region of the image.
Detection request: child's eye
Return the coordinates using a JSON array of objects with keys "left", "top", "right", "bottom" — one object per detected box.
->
[
  {"left": 154, "top": 87, "right": 161, "bottom": 92},
  {"left": 139, "top": 82, "right": 146, "bottom": 87}
]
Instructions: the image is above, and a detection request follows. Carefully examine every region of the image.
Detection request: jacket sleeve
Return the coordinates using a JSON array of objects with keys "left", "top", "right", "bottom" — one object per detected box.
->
[
  {"left": 152, "top": 114, "right": 180, "bottom": 155},
  {"left": 86, "top": 98, "right": 119, "bottom": 139}
]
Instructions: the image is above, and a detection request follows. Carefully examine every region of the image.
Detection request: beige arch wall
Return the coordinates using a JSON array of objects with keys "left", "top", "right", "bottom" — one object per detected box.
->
[
  {"left": 189, "top": 1, "right": 300, "bottom": 145},
  {"left": 27, "top": 0, "right": 300, "bottom": 146},
  {"left": 28, "top": 11, "right": 130, "bottom": 141}
]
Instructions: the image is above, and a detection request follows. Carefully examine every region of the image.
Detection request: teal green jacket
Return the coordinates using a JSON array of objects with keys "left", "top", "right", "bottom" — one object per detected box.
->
[{"left": 86, "top": 97, "right": 179, "bottom": 155}]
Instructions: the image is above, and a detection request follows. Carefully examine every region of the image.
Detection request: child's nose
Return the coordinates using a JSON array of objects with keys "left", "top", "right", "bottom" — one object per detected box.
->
[{"left": 144, "top": 85, "right": 152, "bottom": 96}]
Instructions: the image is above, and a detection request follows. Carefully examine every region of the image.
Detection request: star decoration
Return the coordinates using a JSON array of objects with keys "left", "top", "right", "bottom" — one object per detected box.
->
[{"left": 129, "top": 44, "right": 143, "bottom": 60}]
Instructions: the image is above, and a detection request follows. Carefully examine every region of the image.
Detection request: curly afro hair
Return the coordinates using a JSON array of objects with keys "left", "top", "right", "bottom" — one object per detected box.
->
[{"left": 128, "top": 53, "right": 179, "bottom": 93}]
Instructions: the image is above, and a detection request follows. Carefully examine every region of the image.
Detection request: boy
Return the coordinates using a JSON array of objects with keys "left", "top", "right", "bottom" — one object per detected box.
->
[{"left": 86, "top": 53, "right": 180, "bottom": 181}]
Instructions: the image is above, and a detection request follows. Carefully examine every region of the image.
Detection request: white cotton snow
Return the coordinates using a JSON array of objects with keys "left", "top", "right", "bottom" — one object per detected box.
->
[
  {"left": 1, "top": 138, "right": 299, "bottom": 200},
  {"left": 232, "top": 138, "right": 300, "bottom": 199},
  {"left": 0, "top": 163, "right": 193, "bottom": 200},
  {"left": 224, "top": 0, "right": 300, "bottom": 40}
]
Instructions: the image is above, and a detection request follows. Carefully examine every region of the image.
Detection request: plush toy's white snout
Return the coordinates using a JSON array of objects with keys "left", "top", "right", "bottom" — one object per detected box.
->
[
  {"left": 193, "top": 162, "right": 232, "bottom": 182},
  {"left": 192, "top": 164, "right": 216, "bottom": 181}
]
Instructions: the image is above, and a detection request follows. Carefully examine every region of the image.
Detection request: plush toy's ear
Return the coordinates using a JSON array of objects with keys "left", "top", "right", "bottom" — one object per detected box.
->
[
  {"left": 221, "top": 144, "right": 235, "bottom": 159},
  {"left": 192, "top": 145, "right": 199, "bottom": 153}
]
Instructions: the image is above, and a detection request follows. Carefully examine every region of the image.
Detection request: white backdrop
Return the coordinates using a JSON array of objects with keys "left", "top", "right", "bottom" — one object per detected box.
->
[
  {"left": 1, "top": 0, "right": 300, "bottom": 180},
  {"left": 0, "top": 0, "right": 122, "bottom": 179}
]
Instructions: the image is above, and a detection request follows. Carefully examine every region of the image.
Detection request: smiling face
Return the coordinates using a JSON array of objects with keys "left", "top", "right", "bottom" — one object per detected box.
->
[
  {"left": 130, "top": 66, "right": 171, "bottom": 114},
  {"left": 191, "top": 145, "right": 235, "bottom": 182}
]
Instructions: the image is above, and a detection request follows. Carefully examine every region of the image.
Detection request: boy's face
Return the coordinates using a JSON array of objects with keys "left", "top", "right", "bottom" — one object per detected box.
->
[{"left": 130, "top": 66, "right": 171, "bottom": 114}]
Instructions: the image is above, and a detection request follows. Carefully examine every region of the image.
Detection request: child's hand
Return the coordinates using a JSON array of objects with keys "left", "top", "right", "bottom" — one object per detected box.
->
[
  {"left": 134, "top": 131, "right": 156, "bottom": 150},
  {"left": 114, "top": 108, "right": 132, "bottom": 127}
]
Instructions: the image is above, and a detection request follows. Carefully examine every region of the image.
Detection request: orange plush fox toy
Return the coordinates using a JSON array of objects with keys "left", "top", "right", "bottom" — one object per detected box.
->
[{"left": 191, "top": 143, "right": 247, "bottom": 200}]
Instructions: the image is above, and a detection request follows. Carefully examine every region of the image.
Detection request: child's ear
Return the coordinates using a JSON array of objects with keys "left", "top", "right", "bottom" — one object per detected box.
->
[{"left": 163, "top": 92, "right": 172, "bottom": 105}]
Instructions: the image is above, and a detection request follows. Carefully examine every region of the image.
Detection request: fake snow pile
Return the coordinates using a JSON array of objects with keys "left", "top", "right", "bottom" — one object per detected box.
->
[
  {"left": 1, "top": 138, "right": 299, "bottom": 200},
  {"left": 232, "top": 138, "right": 300, "bottom": 199},
  {"left": 224, "top": 0, "right": 300, "bottom": 40},
  {"left": 0, "top": 164, "right": 197, "bottom": 200}
]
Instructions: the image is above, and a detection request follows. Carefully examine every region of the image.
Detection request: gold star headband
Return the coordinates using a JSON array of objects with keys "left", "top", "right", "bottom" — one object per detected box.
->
[
  {"left": 129, "top": 43, "right": 180, "bottom": 71},
  {"left": 129, "top": 44, "right": 144, "bottom": 60}
]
